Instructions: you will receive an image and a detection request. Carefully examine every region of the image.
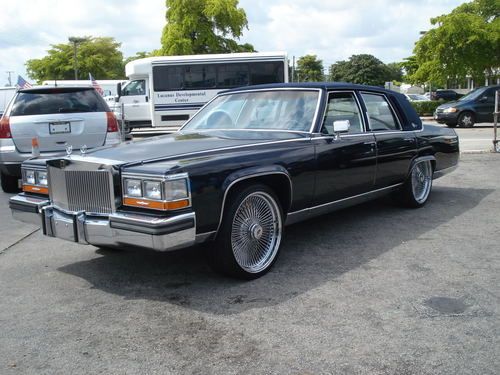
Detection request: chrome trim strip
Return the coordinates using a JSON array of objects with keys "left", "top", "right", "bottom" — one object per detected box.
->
[
  {"left": 287, "top": 183, "right": 403, "bottom": 218},
  {"left": 433, "top": 164, "right": 458, "bottom": 179},
  {"left": 180, "top": 128, "right": 310, "bottom": 135},
  {"left": 214, "top": 171, "right": 293, "bottom": 236},
  {"left": 196, "top": 231, "right": 216, "bottom": 243}
]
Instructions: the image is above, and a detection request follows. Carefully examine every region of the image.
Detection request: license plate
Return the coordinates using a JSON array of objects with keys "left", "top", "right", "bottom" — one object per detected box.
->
[{"left": 49, "top": 122, "right": 71, "bottom": 134}]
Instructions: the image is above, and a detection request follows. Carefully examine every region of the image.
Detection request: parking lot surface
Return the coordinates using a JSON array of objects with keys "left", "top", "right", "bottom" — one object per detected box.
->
[{"left": 0, "top": 154, "right": 499, "bottom": 374}]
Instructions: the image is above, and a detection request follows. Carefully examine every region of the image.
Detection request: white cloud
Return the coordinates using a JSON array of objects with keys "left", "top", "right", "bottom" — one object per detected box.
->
[{"left": 0, "top": 0, "right": 466, "bottom": 85}]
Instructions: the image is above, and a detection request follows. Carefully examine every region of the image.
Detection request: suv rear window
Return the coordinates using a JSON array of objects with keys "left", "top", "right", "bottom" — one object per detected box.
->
[{"left": 10, "top": 88, "right": 108, "bottom": 116}]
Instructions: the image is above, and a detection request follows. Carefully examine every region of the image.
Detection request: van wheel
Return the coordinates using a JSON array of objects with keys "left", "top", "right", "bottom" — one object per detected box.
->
[
  {"left": 1, "top": 171, "right": 20, "bottom": 193},
  {"left": 457, "top": 111, "right": 475, "bottom": 128},
  {"left": 211, "top": 184, "right": 283, "bottom": 279},
  {"left": 397, "top": 160, "right": 433, "bottom": 208}
]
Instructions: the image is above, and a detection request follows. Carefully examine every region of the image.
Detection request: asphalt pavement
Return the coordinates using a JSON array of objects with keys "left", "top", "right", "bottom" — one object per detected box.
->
[{"left": 0, "top": 153, "right": 499, "bottom": 374}]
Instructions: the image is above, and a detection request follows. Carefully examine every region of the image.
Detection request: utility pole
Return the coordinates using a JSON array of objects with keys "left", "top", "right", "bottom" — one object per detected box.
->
[
  {"left": 6, "top": 71, "right": 14, "bottom": 86},
  {"left": 68, "top": 37, "right": 86, "bottom": 80}
]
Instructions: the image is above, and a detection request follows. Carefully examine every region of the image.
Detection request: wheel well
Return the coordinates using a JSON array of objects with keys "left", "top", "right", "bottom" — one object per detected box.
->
[{"left": 224, "top": 174, "right": 292, "bottom": 214}]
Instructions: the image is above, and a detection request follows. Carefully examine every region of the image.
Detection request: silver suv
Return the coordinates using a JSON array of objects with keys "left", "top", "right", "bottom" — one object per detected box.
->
[{"left": 0, "top": 86, "right": 121, "bottom": 192}]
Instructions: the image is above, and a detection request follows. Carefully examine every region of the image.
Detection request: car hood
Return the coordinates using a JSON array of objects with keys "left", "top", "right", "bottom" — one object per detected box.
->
[
  {"left": 437, "top": 101, "right": 461, "bottom": 109},
  {"left": 82, "top": 130, "right": 305, "bottom": 166}
]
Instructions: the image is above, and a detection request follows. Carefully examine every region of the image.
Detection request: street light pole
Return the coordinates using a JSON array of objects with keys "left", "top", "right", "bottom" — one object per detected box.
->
[{"left": 68, "top": 37, "right": 86, "bottom": 80}]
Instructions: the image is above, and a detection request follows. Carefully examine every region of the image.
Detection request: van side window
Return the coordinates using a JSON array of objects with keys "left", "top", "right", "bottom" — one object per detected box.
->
[
  {"left": 321, "top": 92, "right": 364, "bottom": 134},
  {"left": 361, "top": 93, "right": 400, "bottom": 131}
]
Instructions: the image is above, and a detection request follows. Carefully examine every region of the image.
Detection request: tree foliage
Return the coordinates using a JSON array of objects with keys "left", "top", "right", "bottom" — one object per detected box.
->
[
  {"left": 124, "top": 51, "right": 150, "bottom": 66},
  {"left": 296, "top": 55, "right": 324, "bottom": 82},
  {"left": 410, "top": 0, "right": 499, "bottom": 85},
  {"left": 328, "top": 54, "right": 397, "bottom": 86},
  {"left": 160, "top": 0, "right": 255, "bottom": 55},
  {"left": 26, "top": 37, "right": 125, "bottom": 82}
]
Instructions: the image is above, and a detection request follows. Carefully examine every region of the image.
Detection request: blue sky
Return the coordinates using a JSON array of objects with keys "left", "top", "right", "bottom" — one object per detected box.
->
[{"left": 0, "top": 0, "right": 466, "bottom": 85}]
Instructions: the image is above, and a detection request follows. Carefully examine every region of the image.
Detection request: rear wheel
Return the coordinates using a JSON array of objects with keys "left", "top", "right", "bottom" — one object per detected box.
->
[
  {"left": 397, "top": 160, "right": 433, "bottom": 208},
  {"left": 1, "top": 171, "right": 20, "bottom": 193},
  {"left": 457, "top": 111, "right": 475, "bottom": 128},
  {"left": 211, "top": 184, "right": 283, "bottom": 279}
]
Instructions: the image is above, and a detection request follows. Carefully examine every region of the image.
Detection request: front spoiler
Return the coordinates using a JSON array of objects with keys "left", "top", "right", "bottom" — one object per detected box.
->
[{"left": 9, "top": 194, "right": 196, "bottom": 252}]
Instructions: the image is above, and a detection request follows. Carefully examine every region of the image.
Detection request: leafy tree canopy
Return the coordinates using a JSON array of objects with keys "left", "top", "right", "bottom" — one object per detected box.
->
[
  {"left": 124, "top": 51, "right": 150, "bottom": 66},
  {"left": 296, "top": 54, "right": 324, "bottom": 82},
  {"left": 26, "top": 37, "right": 125, "bottom": 82},
  {"left": 160, "top": 0, "right": 255, "bottom": 55},
  {"left": 328, "top": 54, "right": 397, "bottom": 86},
  {"left": 410, "top": 0, "right": 499, "bottom": 85}
]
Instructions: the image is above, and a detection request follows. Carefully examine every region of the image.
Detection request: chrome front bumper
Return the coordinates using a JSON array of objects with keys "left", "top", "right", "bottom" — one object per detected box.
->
[{"left": 9, "top": 194, "right": 196, "bottom": 252}]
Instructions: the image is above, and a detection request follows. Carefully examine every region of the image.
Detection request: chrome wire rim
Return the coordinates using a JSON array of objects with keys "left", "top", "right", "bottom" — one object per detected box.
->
[
  {"left": 231, "top": 192, "right": 282, "bottom": 273},
  {"left": 412, "top": 161, "right": 432, "bottom": 203}
]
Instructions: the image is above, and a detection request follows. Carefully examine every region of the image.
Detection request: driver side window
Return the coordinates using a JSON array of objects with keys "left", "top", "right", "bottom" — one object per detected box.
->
[
  {"left": 322, "top": 92, "right": 364, "bottom": 134},
  {"left": 122, "top": 80, "right": 145, "bottom": 96}
]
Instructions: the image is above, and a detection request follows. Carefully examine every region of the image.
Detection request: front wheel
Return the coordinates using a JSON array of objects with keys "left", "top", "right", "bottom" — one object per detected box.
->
[
  {"left": 457, "top": 111, "right": 475, "bottom": 128},
  {"left": 211, "top": 184, "right": 283, "bottom": 279},
  {"left": 397, "top": 160, "right": 433, "bottom": 208}
]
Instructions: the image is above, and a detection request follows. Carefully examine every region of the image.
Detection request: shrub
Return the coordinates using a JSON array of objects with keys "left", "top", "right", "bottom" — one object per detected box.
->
[{"left": 410, "top": 100, "right": 449, "bottom": 116}]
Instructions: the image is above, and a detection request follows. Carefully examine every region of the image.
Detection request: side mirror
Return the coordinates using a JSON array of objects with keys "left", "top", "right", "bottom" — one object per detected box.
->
[
  {"left": 333, "top": 120, "right": 350, "bottom": 133},
  {"left": 116, "top": 82, "right": 122, "bottom": 98}
]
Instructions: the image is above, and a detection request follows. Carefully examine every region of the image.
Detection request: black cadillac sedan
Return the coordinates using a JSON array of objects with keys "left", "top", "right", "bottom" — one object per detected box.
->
[{"left": 10, "top": 83, "right": 459, "bottom": 279}]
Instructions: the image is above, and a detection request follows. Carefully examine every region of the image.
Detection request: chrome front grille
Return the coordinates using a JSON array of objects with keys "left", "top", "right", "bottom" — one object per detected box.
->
[{"left": 48, "top": 166, "right": 114, "bottom": 214}]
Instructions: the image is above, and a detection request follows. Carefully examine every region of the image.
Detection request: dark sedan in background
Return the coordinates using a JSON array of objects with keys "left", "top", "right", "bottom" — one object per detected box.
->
[{"left": 10, "top": 83, "right": 459, "bottom": 279}]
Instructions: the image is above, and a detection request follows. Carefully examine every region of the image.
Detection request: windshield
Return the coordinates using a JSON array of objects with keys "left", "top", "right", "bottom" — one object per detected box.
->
[
  {"left": 459, "top": 87, "right": 485, "bottom": 102},
  {"left": 181, "top": 90, "right": 320, "bottom": 132}
]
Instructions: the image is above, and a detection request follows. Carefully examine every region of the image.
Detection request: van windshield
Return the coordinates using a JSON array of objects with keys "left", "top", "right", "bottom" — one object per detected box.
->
[
  {"left": 10, "top": 88, "right": 108, "bottom": 116},
  {"left": 458, "top": 87, "right": 485, "bottom": 102}
]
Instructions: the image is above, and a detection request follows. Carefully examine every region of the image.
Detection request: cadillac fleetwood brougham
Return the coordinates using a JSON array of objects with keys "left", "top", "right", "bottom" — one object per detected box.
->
[{"left": 9, "top": 83, "right": 459, "bottom": 279}]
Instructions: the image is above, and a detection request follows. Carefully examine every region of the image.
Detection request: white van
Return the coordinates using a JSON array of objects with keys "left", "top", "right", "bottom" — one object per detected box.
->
[
  {"left": 113, "top": 52, "right": 288, "bottom": 131},
  {"left": 0, "top": 87, "right": 17, "bottom": 117}
]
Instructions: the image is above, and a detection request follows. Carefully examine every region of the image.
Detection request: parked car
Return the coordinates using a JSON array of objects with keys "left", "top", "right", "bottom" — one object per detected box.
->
[
  {"left": 405, "top": 94, "right": 429, "bottom": 102},
  {"left": 431, "top": 89, "right": 462, "bottom": 101},
  {"left": 0, "top": 86, "right": 122, "bottom": 192},
  {"left": 434, "top": 85, "right": 499, "bottom": 127},
  {"left": 9, "top": 83, "right": 459, "bottom": 279}
]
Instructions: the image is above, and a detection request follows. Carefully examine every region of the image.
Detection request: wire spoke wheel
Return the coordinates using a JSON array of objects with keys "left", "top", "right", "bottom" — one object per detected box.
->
[
  {"left": 230, "top": 192, "right": 282, "bottom": 274},
  {"left": 411, "top": 161, "right": 432, "bottom": 204}
]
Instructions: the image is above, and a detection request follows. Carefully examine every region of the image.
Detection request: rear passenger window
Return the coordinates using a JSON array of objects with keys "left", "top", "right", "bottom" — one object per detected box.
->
[
  {"left": 321, "top": 92, "right": 364, "bottom": 134},
  {"left": 361, "top": 93, "right": 400, "bottom": 131}
]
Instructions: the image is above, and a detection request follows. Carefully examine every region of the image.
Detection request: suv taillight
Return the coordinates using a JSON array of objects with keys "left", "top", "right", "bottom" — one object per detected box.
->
[
  {"left": 0, "top": 115, "right": 11, "bottom": 138},
  {"left": 106, "top": 112, "right": 119, "bottom": 132}
]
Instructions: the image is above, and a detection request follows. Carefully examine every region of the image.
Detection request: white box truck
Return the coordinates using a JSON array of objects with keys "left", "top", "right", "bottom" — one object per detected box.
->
[{"left": 112, "top": 51, "right": 288, "bottom": 131}]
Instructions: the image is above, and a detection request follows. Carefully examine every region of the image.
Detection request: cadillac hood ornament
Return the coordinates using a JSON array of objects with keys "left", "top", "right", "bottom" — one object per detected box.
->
[{"left": 65, "top": 144, "right": 73, "bottom": 157}]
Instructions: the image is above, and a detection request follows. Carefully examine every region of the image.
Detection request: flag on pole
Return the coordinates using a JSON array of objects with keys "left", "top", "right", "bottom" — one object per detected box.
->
[
  {"left": 89, "top": 73, "right": 104, "bottom": 96},
  {"left": 16, "top": 75, "right": 32, "bottom": 89}
]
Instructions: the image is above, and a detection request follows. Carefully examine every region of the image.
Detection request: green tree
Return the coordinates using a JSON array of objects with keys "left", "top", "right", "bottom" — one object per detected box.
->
[
  {"left": 410, "top": 0, "right": 499, "bottom": 85},
  {"left": 124, "top": 51, "right": 150, "bottom": 66},
  {"left": 328, "top": 54, "right": 394, "bottom": 86},
  {"left": 26, "top": 37, "right": 125, "bottom": 82},
  {"left": 160, "top": 0, "right": 255, "bottom": 55},
  {"left": 296, "top": 55, "right": 324, "bottom": 82},
  {"left": 386, "top": 62, "right": 403, "bottom": 83}
]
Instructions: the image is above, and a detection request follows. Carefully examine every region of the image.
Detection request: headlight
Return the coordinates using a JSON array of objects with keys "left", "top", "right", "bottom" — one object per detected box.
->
[
  {"left": 22, "top": 167, "right": 49, "bottom": 195},
  {"left": 144, "top": 180, "right": 162, "bottom": 200},
  {"left": 37, "top": 171, "right": 48, "bottom": 186},
  {"left": 122, "top": 173, "right": 191, "bottom": 211},
  {"left": 25, "top": 169, "right": 36, "bottom": 185},
  {"left": 443, "top": 107, "right": 458, "bottom": 113},
  {"left": 165, "top": 179, "right": 188, "bottom": 201},
  {"left": 124, "top": 179, "right": 142, "bottom": 197}
]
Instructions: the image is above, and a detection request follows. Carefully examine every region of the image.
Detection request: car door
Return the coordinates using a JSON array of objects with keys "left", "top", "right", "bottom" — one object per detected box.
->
[
  {"left": 475, "top": 88, "right": 496, "bottom": 122},
  {"left": 360, "top": 92, "right": 417, "bottom": 188},
  {"left": 313, "top": 91, "right": 377, "bottom": 205},
  {"left": 120, "top": 79, "right": 150, "bottom": 122}
]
